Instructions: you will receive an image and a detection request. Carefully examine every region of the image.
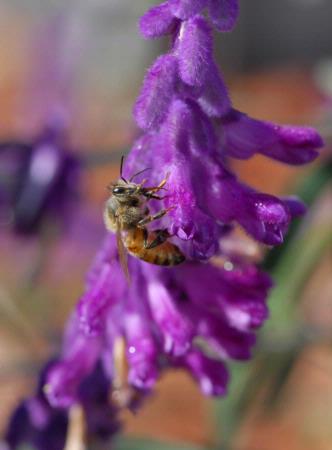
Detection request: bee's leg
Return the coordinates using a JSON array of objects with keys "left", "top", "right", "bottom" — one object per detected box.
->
[
  {"left": 138, "top": 178, "right": 147, "bottom": 188},
  {"left": 155, "top": 173, "right": 170, "bottom": 190},
  {"left": 144, "top": 229, "right": 170, "bottom": 249},
  {"left": 137, "top": 207, "right": 172, "bottom": 228},
  {"left": 144, "top": 193, "right": 168, "bottom": 201},
  {"left": 143, "top": 172, "right": 170, "bottom": 197}
]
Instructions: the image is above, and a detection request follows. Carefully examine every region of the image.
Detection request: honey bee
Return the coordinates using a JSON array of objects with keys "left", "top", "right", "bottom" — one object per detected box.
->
[{"left": 104, "top": 157, "right": 185, "bottom": 276}]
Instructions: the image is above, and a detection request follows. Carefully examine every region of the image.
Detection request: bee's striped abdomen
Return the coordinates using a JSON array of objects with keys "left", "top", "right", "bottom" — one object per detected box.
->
[{"left": 125, "top": 229, "right": 185, "bottom": 266}]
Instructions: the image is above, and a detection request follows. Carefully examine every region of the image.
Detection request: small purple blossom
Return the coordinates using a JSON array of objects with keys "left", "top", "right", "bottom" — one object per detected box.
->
[
  {"left": 139, "top": 2, "right": 179, "bottom": 39},
  {"left": 219, "top": 109, "right": 323, "bottom": 164},
  {"left": 14, "top": 0, "right": 323, "bottom": 445}
]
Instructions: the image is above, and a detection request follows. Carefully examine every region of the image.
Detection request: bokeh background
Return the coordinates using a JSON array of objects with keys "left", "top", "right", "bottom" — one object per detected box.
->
[{"left": 0, "top": 0, "right": 331, "bottom": 449}]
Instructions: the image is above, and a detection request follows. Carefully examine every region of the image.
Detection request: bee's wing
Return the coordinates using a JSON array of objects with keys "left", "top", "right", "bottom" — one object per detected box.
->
[{"left": 116, "top": 222, "right": 130, "bottom": 283}]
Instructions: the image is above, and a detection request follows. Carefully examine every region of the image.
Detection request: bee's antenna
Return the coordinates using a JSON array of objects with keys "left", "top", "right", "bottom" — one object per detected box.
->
[
  {"left": 129, "top": 167, "right": 151, "bottom": 182},
  {"left": 120, "top": 156, "right": 128, "bottom": 183}
]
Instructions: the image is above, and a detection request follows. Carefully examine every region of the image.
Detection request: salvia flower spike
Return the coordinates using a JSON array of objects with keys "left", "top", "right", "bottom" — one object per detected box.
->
[{"left": 4, "top": 1, "right": 323, "bottom": 448}]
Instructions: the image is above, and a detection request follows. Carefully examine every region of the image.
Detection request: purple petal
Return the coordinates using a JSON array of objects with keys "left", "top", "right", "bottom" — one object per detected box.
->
[
  {"left": 150, "top": 99, "right": 197, "bottom": 239},
  {"left": 186, "top": 99, "right": 219, "bottom": 155},
  {"left": 179, "top": 210, "right": 219, "bottom": 260},
  {"left": 139, "top": 2, "right": 178, "bottom": 39},
  {"left": 78, "top": 364, "right": 121, "bottom": 440},
  {"left": 208, "top": 0, "right": 239, "bottom": 32},
  {"left": 220, "top": 109, "right": 323, "bottom": 164},
  {"left": 78, "top": 262, "right": 125, "bottom": 336},
  {"left": 282, "top": 196, "right": 306, "bottom": 217},
  {"left": 177, "top": 263, "right": 271, "bottom": 332},
  {"left": 4, "top": 401, "right": 67, "bottom": 450},
  {"left": 151, "top": 100, "right": 218, "bottom": 254},
  {"left": 164, "top": 160, "right": 197, "bottom": 239},
  {"left": 197, "top": 61, "right": 231, "bottom": 117},
  {"left": 45, "top": 335, "right": 101, "bottom": 408},
  {"left": 199, "top": 316, "right": 257, "bottom": 360},
  {"left": 169, "top": 0, "right": 208, "bottom": 19},
  {"left": 122, "top": 133, "right": 157, "bottom": 180},
  {"left": 222, "top": 302, "right": 268, "bottom": 331},
  {"left": 85, "top": 234, "right": 118, "bottom": 289},
  {"left": 249, "top": 194, "right": 291, "bottom": 245},
  {"left": 205, "top": 174, "right": 292, "bottom": 245},
  {"left": 176, "top": 16, "right": 213, "bottom": 88},
  {"left": 26, "top": 398, "right": 50, "bottom": 428},
  {"left": 181, "top": 350, "right": 229, "bottom": 396},
  {"left": 261, "top": 123, "right": 323, "bottom": 164},
  {"left": 77, "top": 235, "right": 126, "bottom": 336},
  {"left": 133, "top": 54, "right": 178, "bottom": 130},
  {"left": 124, "top": 313, "right": 159, "bottom": 389},
  {"left": 220, "top": 109, "right": 276, "bottom": 159},
  {"left": 147, "top": 279, "right": 193, "bottom": 356}
]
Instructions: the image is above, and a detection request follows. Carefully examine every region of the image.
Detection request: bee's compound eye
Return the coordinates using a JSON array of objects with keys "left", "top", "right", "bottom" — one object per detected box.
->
[{"left": 113, "top": 186, "right": 126, "bottom": 195}]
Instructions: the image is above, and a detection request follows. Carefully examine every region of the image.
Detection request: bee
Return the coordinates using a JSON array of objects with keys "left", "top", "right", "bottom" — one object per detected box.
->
[{"left": 104, "top": 157, "right": 185, "bottom": 276}]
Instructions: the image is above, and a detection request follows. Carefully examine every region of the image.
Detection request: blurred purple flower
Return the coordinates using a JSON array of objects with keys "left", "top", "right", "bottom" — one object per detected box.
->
[
  {"left": 0, "top": 124, "right": 80, "bottom": 236},
  {"left": 0, "top": 12, "right": 85, "bottom": 238},
  {"left": 4, "top": 360, "right": 68, "bottom": 450},
  {"left": 4, "top": 360, "right": 120, "bottom": 450}
]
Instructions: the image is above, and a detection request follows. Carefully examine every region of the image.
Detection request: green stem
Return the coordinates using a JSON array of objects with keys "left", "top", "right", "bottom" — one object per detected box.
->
[{"left": 267, "top": 223, "right": 332, "bottom": 327}]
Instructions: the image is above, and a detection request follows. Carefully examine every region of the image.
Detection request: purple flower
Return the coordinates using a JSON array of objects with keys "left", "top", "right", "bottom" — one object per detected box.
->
[
  {"left": 0, "top": 18, "right": 82, "bottom": 237},
  {"left": 219, "top": 109, "right": 323, "bottom": 165},
  {"left": 14, "top": 1, "right": 323, "bottom": 446},
  {"left": 42, "top": 233, "right": 272, "bottom": 406},
  {"left": 0, "top": 13, "right": 84, "bottom": 238},
  {"left": 139, "top": 2, "right": 179, "bottom": 39},
  {"left": 42, "top": 0, "right": 322, "bottom": 409},
  {"left": 0, "top": 124, "right": 80, "bottom": 236},
  {"left": 4, "top": 360, "right": 120, "bottom": 450},
  {"left": 4, "top": 360, "right": 68, "bottom": 450}
]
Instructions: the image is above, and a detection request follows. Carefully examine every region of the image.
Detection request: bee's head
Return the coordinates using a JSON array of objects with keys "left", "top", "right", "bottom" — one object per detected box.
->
[
  {"left": 109, "top": 180, "right": 141, "bottom": 199},
  {"left": 107, "top": 156, "right": 150, "bottom": 200}
]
